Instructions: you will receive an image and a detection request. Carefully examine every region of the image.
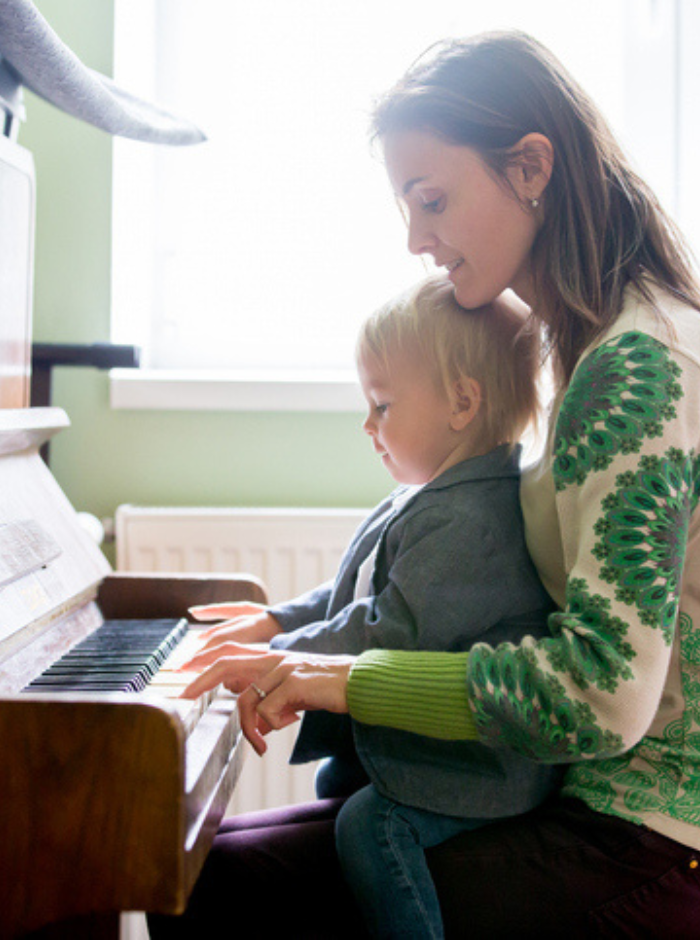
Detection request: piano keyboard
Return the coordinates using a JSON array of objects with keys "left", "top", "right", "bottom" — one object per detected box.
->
[{"left": 22, "top": 618, "right": 214, "bottom": 732}]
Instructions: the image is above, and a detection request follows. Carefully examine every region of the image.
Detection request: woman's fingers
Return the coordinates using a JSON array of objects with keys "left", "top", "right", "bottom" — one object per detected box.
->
[
  {"left": 238, "top": 684, "right": 299, "bottom": 756},
  {"left": 181, "top": 659, "right": 242, "bottom": 699},
  {"left": 259, "top": 658, "right": 353, "bottom": 723},
  {"left": 238, "top": 657, "right": 355, "bottom": 753},
  {"left": 180, "top": 649, "right": 285, "bottom": 699},
  {"left": 181, "top": 650, "right": 355, "bottom": 757}
]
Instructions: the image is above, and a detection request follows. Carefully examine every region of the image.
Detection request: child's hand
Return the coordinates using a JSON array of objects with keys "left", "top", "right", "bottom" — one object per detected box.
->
[
  {"left": 181, "top": 639, "right": 269, "bottom": 675},
  {"left": 188, "top": 602, "right": 282, "bottom": 647},
  {"left": 189, "top": 601, "right": 265, "bottom": 623}
]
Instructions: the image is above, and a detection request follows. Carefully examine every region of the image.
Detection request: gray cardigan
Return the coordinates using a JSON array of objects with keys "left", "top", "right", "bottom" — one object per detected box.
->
[{"left": 270, "top": 445, "right": 561, "bottom": 817}]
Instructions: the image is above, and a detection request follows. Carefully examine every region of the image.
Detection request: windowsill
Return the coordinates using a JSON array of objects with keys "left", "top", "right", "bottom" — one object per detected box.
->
[{"left": 109, "top": 368, "right": 366, "bottom": 412}]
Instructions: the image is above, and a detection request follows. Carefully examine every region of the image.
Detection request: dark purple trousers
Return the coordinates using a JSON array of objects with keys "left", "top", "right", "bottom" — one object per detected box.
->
[{"left": 148, "top": 797, "right": 700, "bottom": 938}]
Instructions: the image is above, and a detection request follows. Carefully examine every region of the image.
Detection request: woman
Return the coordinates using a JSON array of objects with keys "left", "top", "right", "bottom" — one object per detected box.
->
[{"left": 150, "top": 30, "right": 700, "bottom": 938}]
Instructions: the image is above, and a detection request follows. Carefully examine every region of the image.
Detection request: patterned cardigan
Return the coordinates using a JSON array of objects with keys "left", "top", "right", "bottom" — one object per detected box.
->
[{"left": 347, "top": 282, "right": 700, "bottom": 851}]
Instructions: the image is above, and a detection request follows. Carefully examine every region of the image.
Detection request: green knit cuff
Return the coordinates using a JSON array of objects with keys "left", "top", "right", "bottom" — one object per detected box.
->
[{"left": 347, "top": 648, "right": 479, "bottom": 741}]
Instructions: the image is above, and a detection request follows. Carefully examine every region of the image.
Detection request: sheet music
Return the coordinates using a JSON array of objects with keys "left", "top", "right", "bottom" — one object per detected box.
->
[
  {"left": 0, "top": 518, "right": 62, "bottom": 585},
  {"left": 0, "top": 423, "right": 110, "bottom": 648}
]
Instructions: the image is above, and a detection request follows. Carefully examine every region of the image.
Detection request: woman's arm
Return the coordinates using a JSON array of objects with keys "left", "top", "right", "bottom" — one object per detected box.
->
[{"left": 347, "top": 648, "right": 475, "bottom": 739}]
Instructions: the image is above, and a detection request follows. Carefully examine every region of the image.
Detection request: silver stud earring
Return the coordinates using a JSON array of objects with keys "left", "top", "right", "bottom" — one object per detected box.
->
[{"left": 531, "top": 198, "right": 539, "bottom": 209}]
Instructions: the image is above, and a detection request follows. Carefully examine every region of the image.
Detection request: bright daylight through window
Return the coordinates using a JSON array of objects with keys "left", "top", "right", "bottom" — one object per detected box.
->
[{"left": 111, "top": 0, "right": 695, "bottom": 407}]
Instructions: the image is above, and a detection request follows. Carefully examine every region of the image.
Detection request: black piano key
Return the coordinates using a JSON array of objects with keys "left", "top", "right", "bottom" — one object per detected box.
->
[
  {"left": 22, "top": 619, "right": 188, "bottom": 694},
  {"left": 31, "top": 666, "right": 152, "bottom": 691},
  {"left": 39, "top": 656, "right": 161, "bottom": 675},
  {"left": 27, "top": 677, "right": 148, "bottom": 692}
]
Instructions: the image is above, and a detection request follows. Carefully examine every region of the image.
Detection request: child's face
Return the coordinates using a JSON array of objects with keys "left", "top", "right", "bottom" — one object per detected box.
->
[{"left": 358, "top": 348, "right": 472, "bottom": 485}]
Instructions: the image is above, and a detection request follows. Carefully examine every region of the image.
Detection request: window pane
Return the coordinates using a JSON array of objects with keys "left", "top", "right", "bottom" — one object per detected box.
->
[{"left": 113, "top": 0, "right": 667, "bottom": 372}]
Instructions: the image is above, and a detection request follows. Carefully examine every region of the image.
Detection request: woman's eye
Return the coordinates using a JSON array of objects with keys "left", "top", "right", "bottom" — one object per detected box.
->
[
  {"left": 421, "top": 194, "right": 445, "bottom": 213},
  {"left": 375, "top": 403, "right": 389, "bottom": 416}
]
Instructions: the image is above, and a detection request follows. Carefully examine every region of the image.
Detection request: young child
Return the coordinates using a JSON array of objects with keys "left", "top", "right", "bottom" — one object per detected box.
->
[{"left": 186, "top": 275, "right": 560, "bottom": 939}]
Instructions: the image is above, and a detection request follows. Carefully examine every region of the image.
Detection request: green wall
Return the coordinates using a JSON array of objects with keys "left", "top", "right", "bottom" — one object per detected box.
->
[{"left": 22, "top": 1, "right": 388, "bottom": 554}]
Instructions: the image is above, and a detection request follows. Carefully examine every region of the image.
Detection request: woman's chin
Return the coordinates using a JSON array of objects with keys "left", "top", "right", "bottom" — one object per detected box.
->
[{"left": 451, "top": 279, "right": 491, "bottom": 310}]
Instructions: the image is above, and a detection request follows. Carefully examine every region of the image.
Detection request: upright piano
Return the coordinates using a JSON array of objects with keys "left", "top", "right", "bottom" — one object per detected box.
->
[{"left": 0, "top": 407, "right": 267, "bottom": 939}]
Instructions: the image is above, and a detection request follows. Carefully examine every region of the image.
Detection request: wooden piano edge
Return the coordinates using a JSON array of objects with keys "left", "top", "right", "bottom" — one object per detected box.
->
[
  {"left": 0, "top": 571, "right": 267, "bottom": 939},
  {"left": 0, "top": 690, "right": 246, "bottom": 938},
  {"left": 97, "top": 570, "right": 268, "bottom": 620}
]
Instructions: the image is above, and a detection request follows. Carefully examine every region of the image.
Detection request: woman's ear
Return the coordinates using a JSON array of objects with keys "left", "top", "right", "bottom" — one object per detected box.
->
[
  {"left": 450, "top": 377, "right": 482, "bottom": 431},
  {"left": 506, "top": 133, "right": 554, "bottom": 205}
]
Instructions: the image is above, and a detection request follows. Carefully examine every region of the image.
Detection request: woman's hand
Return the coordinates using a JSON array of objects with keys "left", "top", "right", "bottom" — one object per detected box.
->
[
  {"left": 181, "top": 641, "right": 280, "bottom": 697},
  {"left": 188, "top": 602, "right": 282, "bottom": 648},
  {"left": 181, "top": 644, "right": 354, "bottom": 756}
]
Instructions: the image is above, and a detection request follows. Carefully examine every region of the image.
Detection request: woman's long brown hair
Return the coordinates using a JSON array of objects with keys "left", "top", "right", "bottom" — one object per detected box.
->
[{"left": 371, "top": 31, "right": 700, "bottom": 383}]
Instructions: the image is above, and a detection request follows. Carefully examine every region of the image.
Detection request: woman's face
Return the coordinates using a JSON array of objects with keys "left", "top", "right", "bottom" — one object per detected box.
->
[{"left": 383, "top": 129, "right": 541, "bottom": 309}]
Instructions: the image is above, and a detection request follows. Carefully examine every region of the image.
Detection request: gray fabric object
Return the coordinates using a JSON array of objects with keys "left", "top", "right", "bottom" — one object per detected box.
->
[{"left": 0, "top": 0, "right": 205, "bottom": 144}]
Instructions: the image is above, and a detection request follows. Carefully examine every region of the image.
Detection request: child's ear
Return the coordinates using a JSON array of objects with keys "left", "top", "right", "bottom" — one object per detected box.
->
[{"left": 450, "top": 377, "right": 482, "bottom": 431}]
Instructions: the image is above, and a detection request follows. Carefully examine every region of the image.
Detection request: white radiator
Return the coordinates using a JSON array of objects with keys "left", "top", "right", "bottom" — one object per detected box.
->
[
  {"left": 114, "top": 504, "right": 368, "bottom": 816},
  {"left": 115, "top": 505, "right": 368, "bottom": 605}
]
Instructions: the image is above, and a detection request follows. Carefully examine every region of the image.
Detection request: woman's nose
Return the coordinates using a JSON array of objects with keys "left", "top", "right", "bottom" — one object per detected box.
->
[
  {"left": 362, "top": 414, "right": 375, "bottom": 436},
  {"left": 407, "top": 215, "right": 437, "bottom": 256}
]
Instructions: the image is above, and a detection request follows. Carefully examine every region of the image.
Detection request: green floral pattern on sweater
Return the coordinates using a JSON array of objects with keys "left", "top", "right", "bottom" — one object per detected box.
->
[
  {"left": 593, "top": 450, "right": 700, "bottom": 641},
  {"left": 469, "top": 635, "right": 625, "bottom": 761},
  {"left": 553, "top": 332, "right": 682, "bottom": 491},
  {"left": 563, "top": 611, "right": 700, "bottom": 825},
  {"left": 468, "top": 329, "right": 700, "bottom": 827}
]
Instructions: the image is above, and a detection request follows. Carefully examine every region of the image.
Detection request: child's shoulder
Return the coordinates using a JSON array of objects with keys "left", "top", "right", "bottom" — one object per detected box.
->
[{"left": 390, "top": 450, "right": 522, "bottom": 531}]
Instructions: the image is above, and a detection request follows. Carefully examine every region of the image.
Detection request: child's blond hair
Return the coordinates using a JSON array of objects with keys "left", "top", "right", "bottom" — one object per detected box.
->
[{"left": 356, "top": 276, "right": 540, "bottom": 451}]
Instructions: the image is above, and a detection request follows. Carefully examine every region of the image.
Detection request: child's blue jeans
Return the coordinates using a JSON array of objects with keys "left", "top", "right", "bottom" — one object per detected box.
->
[{"left": 335, "top": 783, "right": 487, "bottom": 939}]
